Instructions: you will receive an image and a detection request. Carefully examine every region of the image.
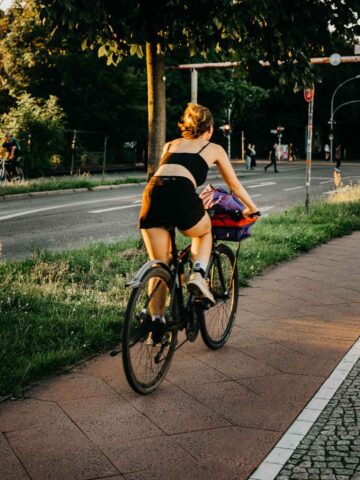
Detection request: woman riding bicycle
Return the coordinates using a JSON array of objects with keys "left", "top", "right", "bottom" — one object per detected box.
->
[
  {"left": 2, "top": 131, "right": 21, "bottom": 178},
  {"left": 138, "top": 103, "right": 259, "bottom": 319}
]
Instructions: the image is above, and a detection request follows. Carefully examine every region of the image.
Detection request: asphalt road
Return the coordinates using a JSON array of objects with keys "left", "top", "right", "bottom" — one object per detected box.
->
[{"left": 1, "top": 161, "right": 359, "bottom": 260}]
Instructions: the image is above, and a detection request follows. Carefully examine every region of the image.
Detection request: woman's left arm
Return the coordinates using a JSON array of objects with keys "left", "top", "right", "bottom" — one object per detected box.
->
[{"left": 214, "top": 145, "right": 258, "bottom": 214}]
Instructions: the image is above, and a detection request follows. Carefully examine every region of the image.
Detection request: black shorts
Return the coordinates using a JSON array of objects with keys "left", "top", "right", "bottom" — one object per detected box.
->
[{"left": 138, "top": 176, "right": 205, "bottom": 231}]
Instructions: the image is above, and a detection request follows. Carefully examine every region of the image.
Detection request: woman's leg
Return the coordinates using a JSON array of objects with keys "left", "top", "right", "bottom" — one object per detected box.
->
[
  {"left": 180, "top": 213, "right": 214, "bottom": 303},
  {"left": 141, "top": 227, "right": 171, "bottom": 316},
  {"left": 180, "top": 213, "right": 212, "bottom": 266}
]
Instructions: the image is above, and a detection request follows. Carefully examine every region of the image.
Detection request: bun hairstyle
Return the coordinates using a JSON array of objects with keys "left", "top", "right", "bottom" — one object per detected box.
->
[{"left": 178, "top": 103, "right": 214, "bottom": 139}]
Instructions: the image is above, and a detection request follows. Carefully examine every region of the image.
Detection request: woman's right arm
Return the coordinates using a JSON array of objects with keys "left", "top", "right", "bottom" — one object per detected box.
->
[{"left": 213, "top": 144, "right": 258, "bottom": 214}]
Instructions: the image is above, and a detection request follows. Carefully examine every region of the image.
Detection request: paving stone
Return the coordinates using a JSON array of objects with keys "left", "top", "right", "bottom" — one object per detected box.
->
[
  {"left": 7, "top": 418, "right": 119, "bottom": 480},
  {"left": 123, "top": 383, "right": 230, "bottom": 435},
  {"left": 60, "top": 393, "right": 164, "bottom": 445},
  {"left": 28, "top": 372, "right": 116, "bottom": 401},
  {"left": 276, "top": 357, "right": 360, "bottom": 480},
  {"left": 0, "top": 433, "right": 30, "bottom": 480}
]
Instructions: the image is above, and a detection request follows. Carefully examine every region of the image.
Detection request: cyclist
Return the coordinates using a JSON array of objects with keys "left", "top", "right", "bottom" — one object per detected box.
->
[
  {"left": 2, "top": 131, "right": 21, "bottom": 178},
  {"left": 138, "top": 103, "right": 259, "bottom": 326}
]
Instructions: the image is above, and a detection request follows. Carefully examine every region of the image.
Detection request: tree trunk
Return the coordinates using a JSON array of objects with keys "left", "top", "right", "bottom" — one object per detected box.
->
[{"left": 146, "top": 42, "right": 166, "bottom": 179}]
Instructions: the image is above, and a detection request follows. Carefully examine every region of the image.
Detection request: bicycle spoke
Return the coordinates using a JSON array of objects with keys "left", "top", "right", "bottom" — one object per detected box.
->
[
  {"left": 201, "top": 244, "right": 239, "bottom": 349},
  {"left": 122, "top": 266, "right": 177, "bottom": 394}
]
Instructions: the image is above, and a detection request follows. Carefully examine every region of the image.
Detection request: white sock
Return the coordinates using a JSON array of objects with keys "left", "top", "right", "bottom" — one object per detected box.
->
[
  {"left": 193, "top": 261, "right": 207, "bottom": 276},
  {"left": 151, "top": 315, "right": 165, "bottom": 323}
]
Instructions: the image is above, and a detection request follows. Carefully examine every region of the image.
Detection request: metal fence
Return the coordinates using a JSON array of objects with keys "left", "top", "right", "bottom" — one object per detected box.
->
[{"left": 49, "top": 129, "right": 146, "bottom": 176}]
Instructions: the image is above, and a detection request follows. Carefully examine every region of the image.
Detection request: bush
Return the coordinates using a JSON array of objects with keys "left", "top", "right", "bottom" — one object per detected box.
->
[{"left": 1, "top": 93, "right": 67, "bottom": 176}]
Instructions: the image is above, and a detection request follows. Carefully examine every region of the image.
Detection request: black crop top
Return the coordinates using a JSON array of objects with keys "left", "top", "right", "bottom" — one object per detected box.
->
[{"left": 160, "top": 142, "right": 210, "bottom": 187}]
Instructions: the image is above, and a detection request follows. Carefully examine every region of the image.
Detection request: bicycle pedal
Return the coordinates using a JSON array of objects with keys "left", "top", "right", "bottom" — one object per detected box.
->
[{"left": 202, "top": 298, "right": 214, "bottom": 309}]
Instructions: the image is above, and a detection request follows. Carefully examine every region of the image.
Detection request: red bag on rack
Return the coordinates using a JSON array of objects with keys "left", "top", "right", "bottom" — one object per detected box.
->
[{"left": 210, "top": 214, "right": 257, "bottom": 241}]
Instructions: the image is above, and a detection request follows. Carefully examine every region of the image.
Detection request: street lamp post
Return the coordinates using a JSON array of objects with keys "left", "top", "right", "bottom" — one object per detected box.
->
[{"left": 329, "top": 74, "right": 360, "bottom": 163}]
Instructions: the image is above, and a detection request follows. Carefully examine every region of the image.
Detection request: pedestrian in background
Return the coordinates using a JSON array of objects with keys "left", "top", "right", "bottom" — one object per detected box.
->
[
  {"left": 245, "top": 143, "right": 252, "bottom": 170},
  {"left": 288, "top": 143, "right": 297, "bottom": 162},
  {"left": 335, "top": 143, "right": 342, "bottom": 173},
  {"left": 324, "top": 144, "right": 330, "bottom": 161},
  {"left": 264, "top": 143, "right": 279, "bottom": 173},
  {"left": 250, "top": 144, "right": 256, "bottom": 170}
]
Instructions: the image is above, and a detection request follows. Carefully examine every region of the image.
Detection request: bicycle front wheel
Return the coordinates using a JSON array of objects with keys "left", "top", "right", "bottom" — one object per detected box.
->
[
  {"left": 122, "top": 265, "right": 177, "bottom": 394},
  {"left": 200, "top": 243, "right": 239, "bottom": 349}
]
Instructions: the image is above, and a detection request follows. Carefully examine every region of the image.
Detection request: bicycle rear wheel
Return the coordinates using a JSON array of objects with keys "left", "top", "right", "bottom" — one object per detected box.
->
[
  {"left": 122, "top": 265, "right": 177, "bottom": 394},
  {"left": 200, "top": 243, "right": 239, "bottom": 349}
]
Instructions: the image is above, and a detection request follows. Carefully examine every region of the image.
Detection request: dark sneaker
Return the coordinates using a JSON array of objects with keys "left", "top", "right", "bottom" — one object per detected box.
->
[
  {"left": 146, "top": 317, "right": 167, "bottom": 346},
  {"left": 187, "top": 272, "right": 215, "bottom": 305}
]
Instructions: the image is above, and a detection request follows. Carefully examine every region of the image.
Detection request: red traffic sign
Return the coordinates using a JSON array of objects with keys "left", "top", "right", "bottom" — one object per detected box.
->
[{"left": 304, "top": 87, "right": 315, "bottom": 102}]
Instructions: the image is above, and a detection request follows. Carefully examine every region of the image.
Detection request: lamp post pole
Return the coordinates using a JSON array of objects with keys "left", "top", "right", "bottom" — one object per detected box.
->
[
  {"left": 329, "top": 74, "right": 360, "bottom": 163},
  {"left": 305, "top": 96, "right": 314, "bottom": 212}
]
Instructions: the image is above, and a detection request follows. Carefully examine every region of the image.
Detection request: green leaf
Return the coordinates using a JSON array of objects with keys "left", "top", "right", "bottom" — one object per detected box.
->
[
  {"left": 214, "top": 18, "right": 222, "bottom": 30},
  {"left": 98, "top": 44, "right": 107, "bottom": 58}
]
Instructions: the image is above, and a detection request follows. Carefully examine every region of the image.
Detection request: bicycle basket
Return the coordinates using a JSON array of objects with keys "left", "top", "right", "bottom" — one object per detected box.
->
[{"left": 210, "top": 214, "right": 257, "bottom": 241}]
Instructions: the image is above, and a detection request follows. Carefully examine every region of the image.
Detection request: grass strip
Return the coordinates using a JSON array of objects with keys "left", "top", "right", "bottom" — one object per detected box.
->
[
  {"left": 1, "top": 185, "right": 360, "bottom": 396},
  {"left": 0, "top": 176, "right": 145, "bottom": 196}
]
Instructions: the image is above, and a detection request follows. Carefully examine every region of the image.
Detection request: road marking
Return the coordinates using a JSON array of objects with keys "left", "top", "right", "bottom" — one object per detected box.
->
[
  {"left": 257, "top": 206, "right": 274, "bottom": 217},
  {"left": 89, "top": 204, "right": 140, "bottom": 213},
  {"left": 283, "top": 186, "right": 304, "bottom": 191},
  {"left": 320, "top": 179, "right": 334, "bottom": 184},
  {"left": 247, "top": 181, "right": 276, "bottom": 189},
  {"left": 250, "top": 194, "right": 263, "bottom": 198},
  {"left": 0, "top": 194, "right": 141, "bottom": 221},
  {"left": 260, "top": 206, "right": 274, "bottom": 212}
]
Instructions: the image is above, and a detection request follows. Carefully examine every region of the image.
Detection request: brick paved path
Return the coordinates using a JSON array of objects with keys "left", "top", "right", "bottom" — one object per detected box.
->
[
  {"left": 276, "top": 358, "right": 360, "bottom": 480},
  {"left": 1, "top": 232, "right": 359, "bottom": 480}
]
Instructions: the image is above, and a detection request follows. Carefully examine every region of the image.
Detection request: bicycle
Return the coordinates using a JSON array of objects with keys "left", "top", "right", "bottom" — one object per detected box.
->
[
  {"left": 121, "top": 216, "right": 258, "bottom": 395},
  {"left": 0, "top": 157, "right": 24, "bottom": 182}
]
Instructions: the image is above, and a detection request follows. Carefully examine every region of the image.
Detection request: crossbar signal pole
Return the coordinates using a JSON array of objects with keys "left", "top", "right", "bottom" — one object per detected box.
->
[{"left": 170, "top": 56, "right": 360, "bottom": 104}]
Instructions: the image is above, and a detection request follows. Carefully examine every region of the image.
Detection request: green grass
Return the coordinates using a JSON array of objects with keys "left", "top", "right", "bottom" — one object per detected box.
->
[
  {"left": 1, "top": 185, "right": 360, "bottom": 397},
  {"left": 0, "top": 176, "right": 145, "bottom": 196}
]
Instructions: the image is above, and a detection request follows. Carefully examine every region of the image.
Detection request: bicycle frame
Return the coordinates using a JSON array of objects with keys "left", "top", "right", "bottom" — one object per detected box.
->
[
  {"left": 0, "top": 157, "right": 23, "bottom": 182},
  {"left": 167, "top": 228, "right": 242, "bottom": 338}
]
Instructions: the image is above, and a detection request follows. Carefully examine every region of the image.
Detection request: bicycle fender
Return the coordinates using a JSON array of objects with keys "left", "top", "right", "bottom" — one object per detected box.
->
[{"left": 126, "top": 260, "right": 172, "bottom": 289}]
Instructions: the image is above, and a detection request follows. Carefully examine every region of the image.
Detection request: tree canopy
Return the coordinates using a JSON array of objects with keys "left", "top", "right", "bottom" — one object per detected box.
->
[{"left": 39, "top": 0, "right": 360, "bottom": 173}]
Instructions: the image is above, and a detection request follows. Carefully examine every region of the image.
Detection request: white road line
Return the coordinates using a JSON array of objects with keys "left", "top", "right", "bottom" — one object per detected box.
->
[
  {"left": 0, "top": 194, "right": 141, "bottom": 221},
  {"left": 320, "top": 179, "right": 334, "bottom": 184},
  {"left": 283, "top": 186, "right": 304, "bottom": 191},
  {"left": 89, "top": 204, "right": 140, "bottom": 213},
  {"left": 247, "top": 181, "right": 276, "bottom": 189},
  {"left": 250, "top": 194, "right": 263, "bottom": 198},
  {"left": 257, "top": 205, "right": 274, "bottom": 218}
]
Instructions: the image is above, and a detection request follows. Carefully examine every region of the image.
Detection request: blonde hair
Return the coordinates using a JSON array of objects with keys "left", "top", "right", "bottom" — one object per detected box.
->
[{"left": 178, "top": 103, "right": 214, "bottom": 139}]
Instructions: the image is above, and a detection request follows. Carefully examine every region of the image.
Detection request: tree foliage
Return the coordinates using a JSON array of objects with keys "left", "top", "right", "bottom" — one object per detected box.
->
[
  {"left": 39, "top": 0, "right": 360, "bottom": 173},
  {"left": 2, "top": 93, "right": 67, "bottom": 175}
]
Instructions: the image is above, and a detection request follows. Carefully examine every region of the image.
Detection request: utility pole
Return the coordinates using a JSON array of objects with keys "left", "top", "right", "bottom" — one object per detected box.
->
[
  {"left": 241, "top": 130, "right": 245, "bottom": 163},
  {"left": 304, "top": 88, "right": 315, "bottom": 212},
  {"left": 70, "top": 129, "right": 77, "bottom": 176},
  {"left": 191, "top": 68, "right": 198, "bottom": 103},
  {"left": 102, "top": 136, "right": 109, "bottom": 180},
  {"left": 226, "top": 100, "right": 233, "bottom": 159}
]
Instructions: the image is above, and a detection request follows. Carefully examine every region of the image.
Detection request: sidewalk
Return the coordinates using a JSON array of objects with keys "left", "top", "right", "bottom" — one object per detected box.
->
[{"left": 1, "top": 232, "right": 359, "bottom": 480}]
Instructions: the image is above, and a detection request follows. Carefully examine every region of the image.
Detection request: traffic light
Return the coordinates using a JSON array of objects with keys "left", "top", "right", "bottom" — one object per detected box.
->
[{"left": 219, "top": 123, "right": 231, "bottom": 136}]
